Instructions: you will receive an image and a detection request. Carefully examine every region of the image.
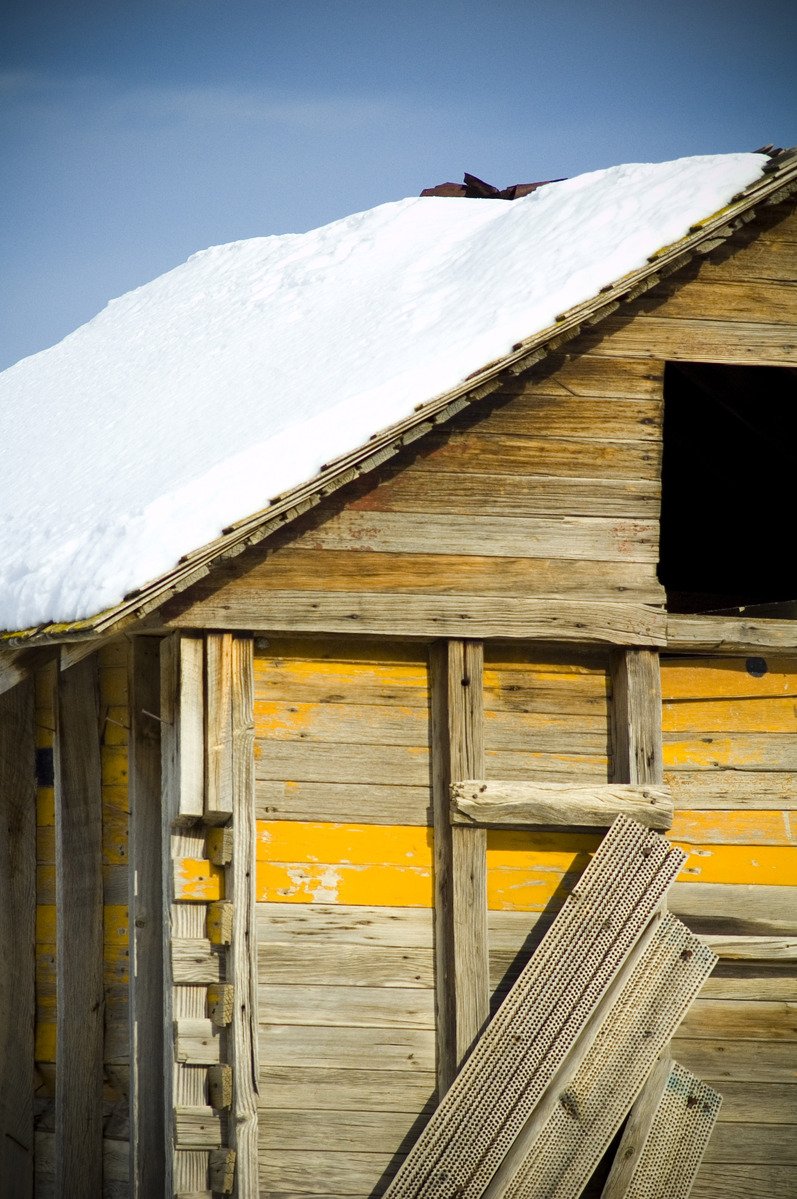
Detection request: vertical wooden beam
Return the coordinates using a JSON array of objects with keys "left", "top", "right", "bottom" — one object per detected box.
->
[
  {"left": 161, "top": 634, "right": 205, "bottom": 824},
  {"left": 0, "top": 678, "right": 36, "bottom": 1196},
  {"left": 430, "top": 639, "right": 489, "bottom": 1095},
  {"left": 129, "top": 637, "right": 165, "bottom": 1197},
  {"left": 205, "top": 635, "right": 234, "bottom": 825},
  {"left": 228, "top": 635, "right": 259, "bottom": 1198},
  {"left": 54, "top": 655, "right": 104, "bottom": 1198},
  {"left": 610, "top": 648, "right": 663, "bottom": 787},
  {"left": 608, "top": 646, "right": 667, "bottom": 1193}
]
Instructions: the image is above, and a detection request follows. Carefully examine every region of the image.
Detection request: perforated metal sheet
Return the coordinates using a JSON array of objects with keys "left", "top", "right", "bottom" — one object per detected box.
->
[
  {"left": 384, "top": 816, "right": 687, "bottom": 1199},
  {"left": 622, "top": 1063, "right": 722, "bottom": 1199},
  {"left": 498, "top": 917, "right": 717, "bottom": 1199}
]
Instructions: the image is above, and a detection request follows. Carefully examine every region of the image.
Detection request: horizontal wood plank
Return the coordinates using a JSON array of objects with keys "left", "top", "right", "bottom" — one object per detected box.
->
[
  {"left": 259, "top": 1024, "right": 436, "bottom": 1071},
  {"left": 256, "top": 902, "right": 434, "bottom": 948},
  {"left": 451, "top": 780, "right": 672, "bottom": 829},
  {"left": 258, "top": 1066, "right": 436, "bottom": 1113},
  {"left": 585, "top": 314, "right": 797, "bottom": 366},
  {"left": 259, "top": 942, "right": 434, "bottom": 988}
]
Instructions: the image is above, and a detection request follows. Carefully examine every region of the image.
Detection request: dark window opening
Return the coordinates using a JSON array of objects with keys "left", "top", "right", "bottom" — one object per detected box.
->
[{"left": 660, "top": 362, "right": 797, "bottom": 613}]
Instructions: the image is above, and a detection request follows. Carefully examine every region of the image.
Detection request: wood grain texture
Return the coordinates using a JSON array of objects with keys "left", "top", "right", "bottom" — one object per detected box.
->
[
  {"left": 129, "top": 637, "right": 166, "bottom": 1197},
  {"left": 0, "top": 678, "right": 36, "bottom": 1197},
  {"left": 583, "top": 314, "right": 797, "bottom": 365},
  {"left": 205, "top": 634, "right": 234, "bottom": 824},
  {"left": 168, "top": 593, "right": 667, "bottom": 647},
  {"left": 666, "top": 615, "right": 797, "bottom": 654},
  {"left": 451, "top": 780, "right": 672, "bottom": 829},
  {"left": 228, "top": 635, "right": 260, "bottom": 1198},
  {"left": 54, "top": 655, "right": 104, "bottom": 1198},
  {"left": 160, "top": 633, "right": 204, "bottom": 822},
  {"left": 429, "top": 640, "right": 489, "bottom": 1092}
]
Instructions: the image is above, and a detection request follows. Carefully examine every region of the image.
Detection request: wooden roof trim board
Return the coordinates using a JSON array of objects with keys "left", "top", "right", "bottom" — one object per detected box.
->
[{"left": 4, "top": 148, "right": 797, "bottom": 662}]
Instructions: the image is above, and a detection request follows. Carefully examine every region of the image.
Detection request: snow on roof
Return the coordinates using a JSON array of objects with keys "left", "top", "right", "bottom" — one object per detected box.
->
[{"left": 0, "top": 152, "right": 767, "bottom": 632}]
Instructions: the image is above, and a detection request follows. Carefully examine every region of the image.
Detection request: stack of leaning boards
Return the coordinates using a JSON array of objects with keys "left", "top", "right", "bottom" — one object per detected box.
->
[{"left": 382, "top": 814, "right": 723, "bottom": 1199}]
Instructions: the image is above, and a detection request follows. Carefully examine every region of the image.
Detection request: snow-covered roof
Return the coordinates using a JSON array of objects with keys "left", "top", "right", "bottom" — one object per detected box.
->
[{"left": 0, "top": 152, "right": 780, "bottom": 634}]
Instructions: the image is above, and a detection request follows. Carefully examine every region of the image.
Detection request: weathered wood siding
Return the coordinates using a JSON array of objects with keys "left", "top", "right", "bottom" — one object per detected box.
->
[
  {"left": 663, "top": 655, "right": 797, "bottom": 1199},
  {"left": 163, "top": 353, "right": 667, "bottom": 647},
  {"left": 32, "top": 645, "right": 131, "bottom": 1199},
  {"left": 254, "top": 639, "right": 436, "bottom": 1196}
]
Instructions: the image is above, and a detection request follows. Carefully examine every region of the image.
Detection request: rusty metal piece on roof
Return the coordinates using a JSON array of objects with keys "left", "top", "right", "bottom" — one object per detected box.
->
[{"left": 421, "top": 172, "right": 565, "bottom": 199}]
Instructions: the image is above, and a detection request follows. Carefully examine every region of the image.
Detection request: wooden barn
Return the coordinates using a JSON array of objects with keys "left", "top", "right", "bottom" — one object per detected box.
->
[{"left": 1, "top": 147, "right": 796, "bottom": 1199}]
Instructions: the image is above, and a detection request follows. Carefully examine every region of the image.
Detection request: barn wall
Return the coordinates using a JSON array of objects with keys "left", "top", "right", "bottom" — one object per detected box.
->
[
  {"left": 32, "top": 646, "right": 131, "bottom": 1199},
  {"left": 663, "top": 655, "right": 797, "bottom": 1199}
]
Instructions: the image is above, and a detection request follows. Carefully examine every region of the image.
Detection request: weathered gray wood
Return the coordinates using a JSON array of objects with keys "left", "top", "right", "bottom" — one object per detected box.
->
[
  {"left": 667, "top": 614, "right": 797, "bottom": 653},
  {"left": 258, "top": 1065, "right": 437, "bottom": 1113},
  {"left": 205, "top": 634, "right": 234, "bottom": 824},
  {"left": 174, "top": 1107, "right": 223, "bottom": 1149},
  {"left": 672, "top": 1036, "right": 796, "bottom": 1083},
  {"left": 168, "top": 593, "right": 668, "bottom": 647},
  {"left": 430, "top": 640, "right": 489, "bottom": 1093},
  {"left": 611, "top": 648, "right": 663, "bottom": 786},
  {"left": 174, "top": 1019, "right": 221, "bottom": 1064},
  {"left": 172, "top": 938, "right": 225, "bottom": 984},
  {"left": 599, "top": 1054, "right": 671, "bottom": 1198},
  {"left": 702, "top": 935, "right": 797, "bottom": 961},
  {"left": 129, "top": 637, "right": 166, "bottom": 1197},
  {"left": 54, "top": 655, "right": 104, "bottom": 1198},
  {"left": 383, "top": 817, "right": 687, "bottom": 1199},
  {"left": 451, "top": 780, "right": 672, "bottom": 829},
  {"left": 229, "top": 635, "right": 259, "bottom": 1197},
  {"left": 161, "top": 633, "right": 204, "bottom": 822},
  {"left": 0, "top": 678, "right": 36, "bottom": 1197}
]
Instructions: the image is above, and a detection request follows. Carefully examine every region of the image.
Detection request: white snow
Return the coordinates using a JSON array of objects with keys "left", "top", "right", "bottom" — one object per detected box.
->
[{"left": 0, "top": 152, "right": 766, "bottom": 631}]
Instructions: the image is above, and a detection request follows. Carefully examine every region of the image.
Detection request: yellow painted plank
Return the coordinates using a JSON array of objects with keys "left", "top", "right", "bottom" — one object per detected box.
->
[
  {"left": 663, "top": 697, "right": 797, "bottom": 734},
  {"left": 35, "top": 722, "right": 54, "bottom": 750},
  {"left": 98, "top": 640, "right": 129, "bottom": 669},
  {"left": 670, "top": 810, "right": 795, "bottom": 846},
  {"left": 101, "top": 783, "right": 129, "bottom": 813},
  {"left": 102, "top": 806, "right": 128, "bottom": 865},
  {"left": 104, "top": 904, "right": 129, "bottom": 949},
  {"left": 36, "top": 864, "right": 55, "bottom": 903},
  {"left": 37, "top": 824, "right": 55, "bottom": 864},
  {"left": 661, "top": 659, "right": 797, "bottom": 701},
  {"left": 100, "top": 704, "right": 130, "bottom": 746},
  {"left": 675, "top": 842, "right": 797, "bottom": 886},
  {"left": 256, "top": 638, "right": 427, "bottom": 666},
  {"left": 98, "top": 665, "right": 128, "bottom": 706},
  {"left": 663, "top": 735, "right": 796, "bottom": 771},
  {"left": 256, "top": 820, "right": 432, "bottom": 866},
  {"left": 36, "top": 787, "right": 55, "bottom": 826},
  {"left": 174, "top": 858, "right": 224, "bottom": 901},
  {"left": 101, "top": 744, "right": 128, "bottom": 788},
  {"left": 35, "top": 1022, "right": 56, "bottom": 1063},
  {"left": 36, "top": 905, "right": 56, "bottom": 944},
  {"left": 256, "top": 860, "right": 434, "bottom": 907}
]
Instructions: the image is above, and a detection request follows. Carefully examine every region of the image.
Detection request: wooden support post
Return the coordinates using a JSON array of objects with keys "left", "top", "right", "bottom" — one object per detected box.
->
[
  {"left": 609, "top": 647, "right": 667, "bottom": 1187},
  {"left": 54, "top": 656, "right": 104, "bottom": 1198},
  {"left": 161, "top": 634, "right": 205, "bottom": 823},
  {"left": 0, "top": 678, "right": 36, "bottom": 1197},
  {"left": 430, "top": 639, "right": 489, "bottom": 1094},
  {"left": 130, "top": 637, "right": 166, "bottom": 1197},
  {"left": 227, "top": 635, "right": 260, "bottom": 1198},
  {"left": 205, "top": 635, "right": 234, "bottom": 825}
]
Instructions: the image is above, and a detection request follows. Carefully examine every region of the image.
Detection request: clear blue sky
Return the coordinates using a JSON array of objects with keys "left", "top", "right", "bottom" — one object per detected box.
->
[{"left": 2, "top": 0, "right": 795, "bottom": 371}]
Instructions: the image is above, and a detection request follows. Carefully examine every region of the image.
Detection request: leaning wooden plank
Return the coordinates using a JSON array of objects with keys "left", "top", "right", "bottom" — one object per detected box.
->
[
  {"left": 54, "top": 656, "right": 104, "bottom": 1198},
  {"left": 228, "top": 636, "right": 260, "bottom": 1198},
  {"left": 491, "top": 919, "right": 717, "bottom": 1199},
  {"left": 602, "top": 1063, "right": 721, "bottom": 1199},
  {"left": 383, "top": 816, "right": 686, "bottom": 1199},
  {"left": 0, "top": 678, "right": 36, "bottom": 1197},
  {"left": 451, "top": 780, "right": 673, "bottom": 829}
]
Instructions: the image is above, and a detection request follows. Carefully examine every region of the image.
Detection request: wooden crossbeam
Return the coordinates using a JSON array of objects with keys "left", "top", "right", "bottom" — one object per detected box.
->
[
  {"left": 383, "top": 816, "right": 686, "bottom": 1199},
  {"left": 451, "top": 780, "right": 673, "bottom": 830},
  {"left": 487, "top": 917, "right": 717, "bottom": 1198},
  {"left": 601, "top": 1062, "right": 722, "bottom": 1199}
]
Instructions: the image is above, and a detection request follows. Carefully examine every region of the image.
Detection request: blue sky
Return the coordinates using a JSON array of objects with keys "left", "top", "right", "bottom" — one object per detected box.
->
[{"left": 2, "top": 0, "right": 795, "bottom": 371}]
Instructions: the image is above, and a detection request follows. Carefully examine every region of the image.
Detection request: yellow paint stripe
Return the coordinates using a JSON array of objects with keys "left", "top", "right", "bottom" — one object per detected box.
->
[
  {"left": 101, "top": 745, "right": 128, "bottom": 788},
  {"left": 674, "top": 842, "right": 796, "bottom": 886},
  {"left": 256, "top": 820, "right": 432, "bottom": 866},
  {"left": 36, "top": 788, "right": 55, "bottom": 826},
  {"left": 663, "top": 737, "right": 794, "bottom": 770},
  {"left": 256, "top": 860, "right": 433, "bottom": 907},
  {"left": 671, "top": 810, "right": 795, "bottom": 846},
  {"left": 174, "top": 858, "right": 224, "bottom": 901},
  {"left": 663, "top": 697, "right": 797, "bottom": 734},
  {"left": 35, "top": 1022, "right": 56, "bottom": 1063},
  {"left": 661, "top": 659, "right": 797, "bottom": 701},
  {"left": 36, "top": 905, "right": 56, "bottom": 944}
]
